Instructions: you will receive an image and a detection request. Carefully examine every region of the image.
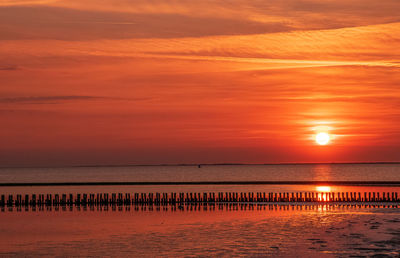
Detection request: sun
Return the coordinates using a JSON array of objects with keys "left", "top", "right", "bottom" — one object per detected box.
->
[{"left": 315, "top": 132, "right": 330, "bottom": 145}]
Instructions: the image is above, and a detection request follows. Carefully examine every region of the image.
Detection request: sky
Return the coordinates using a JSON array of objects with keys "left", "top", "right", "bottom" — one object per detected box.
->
[{"left": 0, "top": 0, "right": 400, "bottom": 166}]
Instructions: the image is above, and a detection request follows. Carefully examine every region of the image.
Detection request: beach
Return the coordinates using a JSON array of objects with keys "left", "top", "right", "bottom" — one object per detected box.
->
[{"left": 0, "top": 204, "right": 399, "bottom": 257}]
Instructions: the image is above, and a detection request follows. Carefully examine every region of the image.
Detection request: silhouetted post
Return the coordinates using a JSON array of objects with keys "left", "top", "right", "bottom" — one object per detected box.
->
[
  {"left": 0, "top": 195, "right": 4, "bottom": 206},
  {"left": 88, "top": 194, "right": 93, "bottom": 205},
  {"left": 46, "top": 194, "right": 52, "bottom": 206},
  {"left": 24, "top": 194, "right": 29, "bottom": 206},
  {"left": 82, "top": 194, "right": 87, "bottom": 205},
  {"left": 68, "top": 194, "right": 73, "bottom": 205},
  {"left": 7, "top": 195, "right": 13, "bottom": 206},
  {"left": 61, "top": 194, "right": 66, "bottom": 205},
  {"left": 125, "top": 193, "right": 131, "bottom": 205},
  {"left": 117, "top": 193, "right": 122, "bottom": 205},
  {"left": 52, "top": 194, "right": 57, "bottom": 205},
  {"left": 54, "top": 194, "right": 59, "bottom": 205},
  {"left": 31, "top": 194, "right": 37, "bottom": 206},
  {"left": 178, "top": 193, "right": 183, "bottom": 203},
  {"left": 37, "top": 194, "right": 42, "bottom": 205},
  {"left": 76, "top": 194, "right": 81, "bottom": 205},
  {"left": 156, "top": 193, "right": 161, "bottom": 204}
]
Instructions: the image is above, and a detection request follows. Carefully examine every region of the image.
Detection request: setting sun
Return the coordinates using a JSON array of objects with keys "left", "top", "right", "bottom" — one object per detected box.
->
[{"left": 315, "top": 132, "right": 330, "bottom": 145}]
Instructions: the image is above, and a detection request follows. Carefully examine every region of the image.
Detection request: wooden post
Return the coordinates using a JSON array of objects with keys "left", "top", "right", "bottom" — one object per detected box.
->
[
  {"left": 76, "top": 194, "right": 81, "bottom": 205},
  {"left": 24, "top": 194, "right": 29, "bottom": 206},
  {"left": 0, "top": 195, "right": 4, "bottom": 206}
]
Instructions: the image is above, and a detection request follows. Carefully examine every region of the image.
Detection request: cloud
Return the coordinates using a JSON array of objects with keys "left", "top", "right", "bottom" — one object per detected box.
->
[
  {"left": 0, "top": 66, "right": 18, "bottom": 70},
  {"left": 0, "top": 95, "right": 103, "bottom": 104},
  {"left": 41, "top": 0, "right": 400, "bottom": 31},
  {"left": 3, "top": 0, "right": 400, "bottom": 41},
  {"left": 0, "top": 96, "right": 153, "bottom": 104},
  {"left": 0, "top": 6, "right": 293, "bottom": 40}
]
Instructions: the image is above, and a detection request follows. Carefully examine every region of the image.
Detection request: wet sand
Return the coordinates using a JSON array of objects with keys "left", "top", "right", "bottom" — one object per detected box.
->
[{"left": 0, "top": 205, "right": 399, "bottom": 257}]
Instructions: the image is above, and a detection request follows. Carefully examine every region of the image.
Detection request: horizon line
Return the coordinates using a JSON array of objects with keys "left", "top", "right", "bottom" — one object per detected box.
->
[
  {"left": 1, "top": 161, "right": 400, "bottom": 169},
  {"left": 1, "top": 181, "right": 400, "bottom": 187}
]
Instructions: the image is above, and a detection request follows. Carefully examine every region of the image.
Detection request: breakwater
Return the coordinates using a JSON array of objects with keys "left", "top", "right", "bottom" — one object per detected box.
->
[{"left": 1, "top": 191, "right": 399, "bottom": 207}]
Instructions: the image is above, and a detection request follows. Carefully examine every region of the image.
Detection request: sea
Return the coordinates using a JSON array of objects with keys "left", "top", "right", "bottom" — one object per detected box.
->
[{"left": 0, "top": 164, "right": 399, "bottom": 257}]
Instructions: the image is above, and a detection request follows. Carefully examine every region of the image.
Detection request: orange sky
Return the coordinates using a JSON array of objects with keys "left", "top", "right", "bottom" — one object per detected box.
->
[{"left": 0, "top": 0, "right": 399, "bottom": 166}]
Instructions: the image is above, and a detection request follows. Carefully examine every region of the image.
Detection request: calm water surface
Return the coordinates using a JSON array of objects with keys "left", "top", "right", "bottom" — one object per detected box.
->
[{"left": 1, "top": 164, "right": 400, "bottom": 183}]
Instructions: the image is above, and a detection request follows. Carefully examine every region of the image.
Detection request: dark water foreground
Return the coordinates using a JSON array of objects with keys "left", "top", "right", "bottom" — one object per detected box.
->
[{"left": 0, "top": 204, "right": 399, "bottom": 257}]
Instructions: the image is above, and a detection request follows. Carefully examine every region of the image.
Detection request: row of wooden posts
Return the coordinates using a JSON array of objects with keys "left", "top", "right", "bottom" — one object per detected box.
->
[{"left": 1, "top": 191, "right": 399, "bottom": 206}]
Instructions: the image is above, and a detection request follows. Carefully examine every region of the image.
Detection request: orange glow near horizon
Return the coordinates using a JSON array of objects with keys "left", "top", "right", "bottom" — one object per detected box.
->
[{"left": 0, "top": 0, "right": 400, "bottom": 166}]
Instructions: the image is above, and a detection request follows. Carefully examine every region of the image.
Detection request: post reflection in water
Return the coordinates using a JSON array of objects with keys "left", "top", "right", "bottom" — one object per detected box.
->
[{"left": 0, "top": 203, "right": 398, "bottom": 213}]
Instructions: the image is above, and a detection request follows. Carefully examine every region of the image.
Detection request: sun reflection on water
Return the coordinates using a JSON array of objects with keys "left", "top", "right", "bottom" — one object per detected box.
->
[{"left": 316, "top": 186, "right": 331, "bottom": 192}]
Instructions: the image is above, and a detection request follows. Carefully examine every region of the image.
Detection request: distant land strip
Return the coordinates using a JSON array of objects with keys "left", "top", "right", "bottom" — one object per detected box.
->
[{"left": 1, "top": 181, "right": 400, "bottom": 187}]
